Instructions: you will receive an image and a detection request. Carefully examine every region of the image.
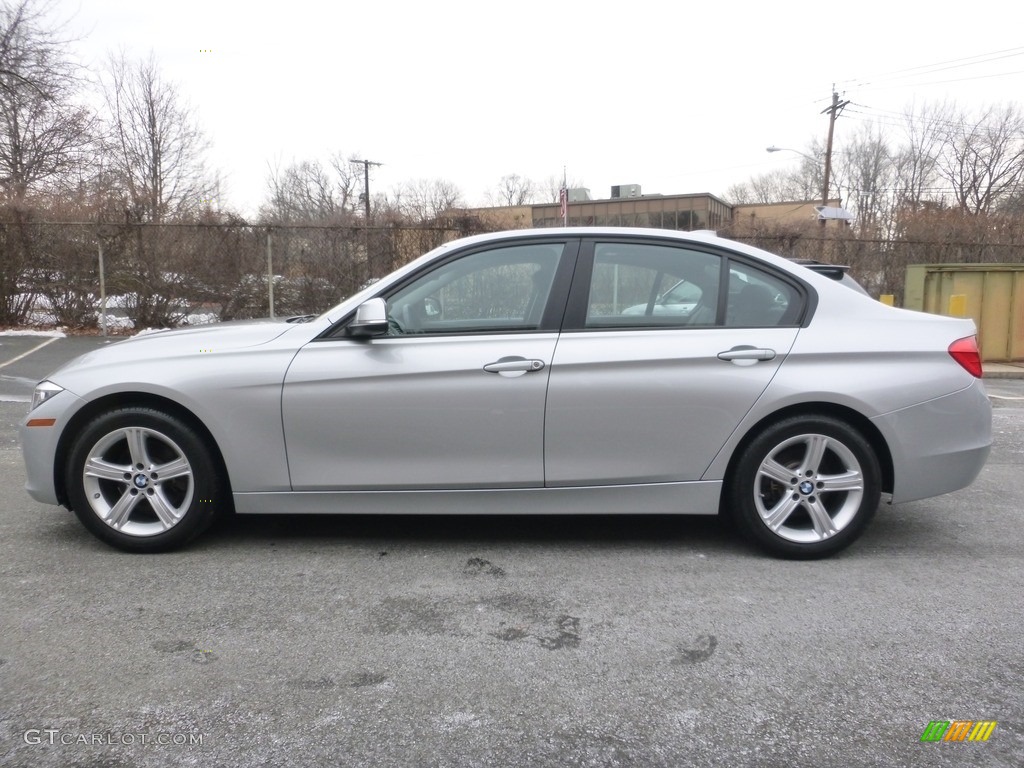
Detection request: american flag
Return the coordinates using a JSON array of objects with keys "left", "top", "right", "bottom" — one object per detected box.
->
[{"left": 559, "top": 187, "right": 568, "bottom": 224}]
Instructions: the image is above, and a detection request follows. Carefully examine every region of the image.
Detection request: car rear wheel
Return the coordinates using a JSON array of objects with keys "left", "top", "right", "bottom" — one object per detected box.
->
[
  {"left": 728, "top": 415, "right": 881, "bottom": 559},
  {"left": 66, "top": 407, "right": 224, "bottom": 553}
]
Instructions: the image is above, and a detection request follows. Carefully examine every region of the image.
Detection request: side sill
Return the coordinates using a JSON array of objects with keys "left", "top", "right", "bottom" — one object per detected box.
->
[{"left": 233, "top": 481, "right": 723, "bottom": 516}]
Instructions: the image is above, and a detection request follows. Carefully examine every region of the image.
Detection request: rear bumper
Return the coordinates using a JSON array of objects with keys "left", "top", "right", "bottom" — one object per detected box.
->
[{"left": 874, "top": 380, "right": 992, "bottom": 504}]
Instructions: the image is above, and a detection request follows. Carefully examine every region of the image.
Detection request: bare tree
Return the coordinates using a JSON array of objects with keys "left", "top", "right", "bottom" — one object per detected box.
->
[
  {"left": 723, "top": 180, "right": 754, "bottom": 204},
  {"left": 487, "top": 173, "right": 537, "bottom": 206},
  {"left": 837, "top": 123, "right": 892, "bottom": 236},
  {"left": 753, "top": 168, "right": 811, "bottom": 203},
  {"left": 729, "top": 166, "right": 818, "bottom": 204},
  {"left": 731, "top": 142, "right": 825, "bottom": 205},
  {"left": 0, "top": 0, "right": 92, "bottom": 199},
  {"left": 936, "top": 103, "right": 1024, "bottom": 215},
  {"left": 891, "top": 101, "right": 949, "bottom": 213},
  {"left": 262, "top": 154, "right": 360, "bottom": 224},
  {"left": 100, "top": 52, "right": 213, "bottom": 222},
  {"left": 392, "top": 178, "right": 463, "bottom": 221}
]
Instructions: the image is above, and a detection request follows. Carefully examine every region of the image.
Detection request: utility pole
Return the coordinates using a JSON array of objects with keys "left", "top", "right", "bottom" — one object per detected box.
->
[
  {"left": 351, "top": 158, "right": 382, "bottom": 283},
  {"left": 820, "top": 86, "right": 849, "bottom": 225},
  {"left": 351, "top": 158, "right": 382, "bottom": 219}
]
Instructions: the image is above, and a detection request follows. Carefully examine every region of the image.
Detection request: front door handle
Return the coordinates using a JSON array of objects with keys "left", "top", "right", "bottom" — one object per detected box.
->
[
  {"left": 483, "top": 357, "right": 546, "bottom": 374},
  {"left": 717, "top": 346, "right": 776, "bottom": 364}
]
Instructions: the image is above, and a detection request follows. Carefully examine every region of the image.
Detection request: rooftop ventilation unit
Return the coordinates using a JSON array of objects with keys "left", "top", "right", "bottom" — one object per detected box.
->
[{"left": 611, "top": 184, "right": 641, "bottom": 199}]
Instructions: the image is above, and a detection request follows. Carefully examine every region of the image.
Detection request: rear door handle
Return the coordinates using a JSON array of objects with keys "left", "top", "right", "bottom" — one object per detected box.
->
[
  {"left": 483, "top": 358, "right": 545, "bottom": 373},
  {"left": 717, "top": 346, "right": 776, "bottom": 363}
]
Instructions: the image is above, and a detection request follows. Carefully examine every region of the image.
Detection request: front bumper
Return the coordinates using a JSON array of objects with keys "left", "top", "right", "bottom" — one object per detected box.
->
[{"left": 20, "top": 389, "right": 85, "bottom": 506}]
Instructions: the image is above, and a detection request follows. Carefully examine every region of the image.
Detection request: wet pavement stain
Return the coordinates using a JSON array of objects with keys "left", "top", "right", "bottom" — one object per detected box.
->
[
  {"left": 151, "top": 639, "right": 217, "bottom": 664},
  {"left": 463, "top": 557, "right": 506, "bottom": 577},
  {"left": 674, "top": 634, "right": 718, "bottom": 663},
  {"left": 348, "top": 671, "right": 388, "bottom": 688},
  {"left": 492, "top": 626, "right": 530, "bottom": 642},
  {"left": 293, "top": 676, "right": 337, "bottom": 691},
  {"left": 372, "top": 596, "right": 451, "bottom": 635},
  {"left": 152, "top": 640, "right": 194, "bottom": 654},
  {"left": 537, "top": 615, "right": 581, "bottom": 650}
]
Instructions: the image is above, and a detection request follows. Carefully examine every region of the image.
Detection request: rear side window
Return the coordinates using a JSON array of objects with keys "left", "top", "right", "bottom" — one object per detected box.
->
[
  {"left": 585, "top": 243, "right": 721, "bottom": 328},
  {"left": 725, "top": 263, "right": 800, "bottom": 327}
]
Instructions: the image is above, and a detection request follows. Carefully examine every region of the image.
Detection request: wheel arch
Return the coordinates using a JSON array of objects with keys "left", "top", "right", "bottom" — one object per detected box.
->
[
  {"left": 54, "top": 392, "right": 233, "bottom": 511},
  {"left": 723, "top": 402, "right": 894, "bottom": 497}
]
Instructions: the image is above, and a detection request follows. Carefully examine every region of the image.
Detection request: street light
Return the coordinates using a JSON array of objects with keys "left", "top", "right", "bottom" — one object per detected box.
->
[{"left": 766, "top": 145, "right": 815, "bottom": 161}]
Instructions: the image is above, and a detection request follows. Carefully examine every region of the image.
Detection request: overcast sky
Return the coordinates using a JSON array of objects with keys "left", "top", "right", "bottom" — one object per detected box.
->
[{"left": 62, "top": 0, "right": 1024, "bottom": 217}]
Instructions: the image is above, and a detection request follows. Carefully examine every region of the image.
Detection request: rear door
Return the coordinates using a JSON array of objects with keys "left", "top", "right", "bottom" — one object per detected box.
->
[{"left": 544, "top": 237, "right": 805, "bottom": 486}]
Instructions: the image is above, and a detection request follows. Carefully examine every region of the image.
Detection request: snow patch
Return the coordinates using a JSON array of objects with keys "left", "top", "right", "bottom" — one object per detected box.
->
[{"left": 0, "top": 329, "right": 67, "bottom": 338}]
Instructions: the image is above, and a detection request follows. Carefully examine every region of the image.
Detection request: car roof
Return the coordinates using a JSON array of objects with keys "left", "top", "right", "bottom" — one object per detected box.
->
[{"left": 432, "top": 227, "right": 818, "bottom": 279}]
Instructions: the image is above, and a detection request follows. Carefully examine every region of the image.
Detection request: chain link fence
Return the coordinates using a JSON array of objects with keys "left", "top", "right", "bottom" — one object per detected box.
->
[
  {"left": 0, "top": 221, "right": 479, "bottom": 330},
  {"left": 722, "top": 223, "right": 1024, "bottom": 305},
  {"left": 2, "top": 218, "right": 1023, "bottom": 330}
]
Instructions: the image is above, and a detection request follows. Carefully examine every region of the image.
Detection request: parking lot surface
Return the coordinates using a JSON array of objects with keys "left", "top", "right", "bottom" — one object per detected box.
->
[{"left": 1, "top": 335, "right": 1022, "bottom": 767}]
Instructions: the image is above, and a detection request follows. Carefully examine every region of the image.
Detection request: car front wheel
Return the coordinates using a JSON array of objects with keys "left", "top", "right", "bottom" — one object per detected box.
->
[
  {"left": 66, "top": 407, "right": 224, "bottom": 553},
  {"left": 728, "top": 415, "right": 881, "bottom": 559}
]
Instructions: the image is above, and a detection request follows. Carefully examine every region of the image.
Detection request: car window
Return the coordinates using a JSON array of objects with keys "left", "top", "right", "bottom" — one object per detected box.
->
[
  {"left": 662, "top": 280, "right": 703, "bottom": 305},
  {"left": 586, "top": 243, "right": 720, "bottom": 328},
  {"left": 725, "top": 263, "right": 798, "bottom": 327},
  {"left": 386, "top": 243, "right": 563, "bottom": 335}
]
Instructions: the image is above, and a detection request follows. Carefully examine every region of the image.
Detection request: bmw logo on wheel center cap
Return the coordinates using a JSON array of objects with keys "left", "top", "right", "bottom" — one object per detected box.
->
[
  {"left": 133, "top": 474, "right": 149, "bottom": 489},
  {"left": 799, "top": 481, "right": 815, "bottom": 495}
]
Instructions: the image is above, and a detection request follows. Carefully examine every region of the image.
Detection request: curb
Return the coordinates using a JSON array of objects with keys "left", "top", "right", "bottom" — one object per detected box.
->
[{"left": 983, "top": 367, "right": 1024, "bottom": 380}]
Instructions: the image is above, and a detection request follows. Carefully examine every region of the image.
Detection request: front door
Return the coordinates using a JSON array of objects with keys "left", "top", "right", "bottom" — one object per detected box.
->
[{"left": 282, "top": 239, "right": 576, "bottom": 490}]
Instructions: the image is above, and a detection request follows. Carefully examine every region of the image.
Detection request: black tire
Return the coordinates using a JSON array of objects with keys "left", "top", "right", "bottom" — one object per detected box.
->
[
  {"left": 65, "top": 407, "right": 225, "bottom": 553},
  {"left": 727, "top": 414, "right": 881, "bottom": 559}
]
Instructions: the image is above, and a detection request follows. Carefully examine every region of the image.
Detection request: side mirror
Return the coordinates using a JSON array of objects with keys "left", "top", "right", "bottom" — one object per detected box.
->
[{"left": 347, "top": 298, "right": 389, "bottom": 337}]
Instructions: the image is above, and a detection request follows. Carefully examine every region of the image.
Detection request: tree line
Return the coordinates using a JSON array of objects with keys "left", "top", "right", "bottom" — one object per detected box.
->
[
  {"left": 5, "top": 0, "right": 1024, "bottom": 229},
  {"left": 3, "top": 0, "right": 1023, "bottom": 328},
  {"left": 728, "top": 102, "right": 1024, "bottom": 235}
]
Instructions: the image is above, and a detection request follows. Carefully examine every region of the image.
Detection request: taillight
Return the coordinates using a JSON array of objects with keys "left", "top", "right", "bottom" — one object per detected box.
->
[{"left": 948, "top": 336, "right": 983, "bottom": 378}]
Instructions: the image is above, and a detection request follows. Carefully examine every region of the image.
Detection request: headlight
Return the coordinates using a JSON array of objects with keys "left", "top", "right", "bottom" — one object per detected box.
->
[{"left": 30, "top": 380, "right": 64, "bottom": 411}]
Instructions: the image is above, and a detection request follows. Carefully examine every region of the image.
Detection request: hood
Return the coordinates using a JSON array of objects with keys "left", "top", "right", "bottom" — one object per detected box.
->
[
  {"left": 45, "top": 320, "right": 298, "bottom": 383},
  {"left": 120, "top": 317, "right": 295, "bottom": 346}
]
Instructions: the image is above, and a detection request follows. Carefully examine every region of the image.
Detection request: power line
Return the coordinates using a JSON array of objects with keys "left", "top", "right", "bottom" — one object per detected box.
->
[
  {"left": 854, "top": 68, "right": 1024, "bottom": 92},
  {"left": 837, "top": 46, "right": 1024, "bottom": 87}
]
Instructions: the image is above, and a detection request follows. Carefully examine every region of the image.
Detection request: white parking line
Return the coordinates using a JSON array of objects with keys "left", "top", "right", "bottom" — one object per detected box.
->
[
  {"left": 0, "top": 336, "right": 61, "bottom": 370},
  {"left": 990, "top": 394, "right": 1024, "bottom": 401}
]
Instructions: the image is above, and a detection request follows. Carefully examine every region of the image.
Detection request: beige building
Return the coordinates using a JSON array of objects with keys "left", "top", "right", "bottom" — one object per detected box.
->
[
  {"left": 731, "top": 199, "right": 845, "bottom": 230},
  {"left": 460, "top": 187, "right": 847, "bottom": 233}
]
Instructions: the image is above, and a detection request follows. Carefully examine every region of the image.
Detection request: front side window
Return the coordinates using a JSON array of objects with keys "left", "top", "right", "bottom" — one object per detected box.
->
[
  {"left": 585, "top": 243, "right": 721, "bottom": 328},
  {"left": 385, "top": 243, "right": 564, "bottom": 335}
]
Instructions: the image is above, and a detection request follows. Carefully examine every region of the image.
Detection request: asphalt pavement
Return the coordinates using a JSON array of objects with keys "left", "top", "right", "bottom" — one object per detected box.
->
[{"left": 1, "top": 332, "right": 1022, "bottom": 767}]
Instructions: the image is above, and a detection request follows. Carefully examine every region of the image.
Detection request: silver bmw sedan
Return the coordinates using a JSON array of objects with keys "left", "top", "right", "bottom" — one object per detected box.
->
[{"left": 21, "top": 228, "right": 992, "bottom": 558}]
